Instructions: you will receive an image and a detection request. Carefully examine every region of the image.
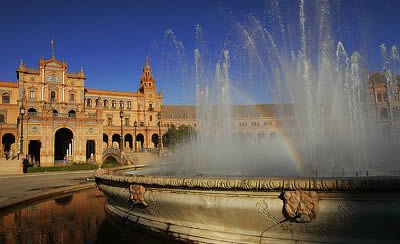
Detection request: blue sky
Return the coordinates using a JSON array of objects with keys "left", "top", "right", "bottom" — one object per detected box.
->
[{"left": 1, "top": 0, "right": 399, "bottom": 104}]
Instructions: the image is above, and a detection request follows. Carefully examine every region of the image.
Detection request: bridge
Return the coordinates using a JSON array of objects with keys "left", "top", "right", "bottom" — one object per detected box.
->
[
  {"left": 102, "top": 148, "right": 160, "bottom": 166},
  {"left": 102, "top": 148, "right": 125, "bottom": 165}
]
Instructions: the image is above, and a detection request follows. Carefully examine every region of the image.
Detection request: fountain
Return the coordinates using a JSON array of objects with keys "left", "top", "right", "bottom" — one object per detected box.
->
[{"left": 96, "top": 1, "right": 400, "bottom": 243}]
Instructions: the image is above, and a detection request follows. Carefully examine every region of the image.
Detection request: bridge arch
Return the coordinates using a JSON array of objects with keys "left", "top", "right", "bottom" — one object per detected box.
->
[{"left": 102, "top": 148, "right": 124, "bottom": 165}]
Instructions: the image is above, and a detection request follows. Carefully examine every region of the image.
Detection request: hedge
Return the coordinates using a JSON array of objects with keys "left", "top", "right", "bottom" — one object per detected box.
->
[{"left": 27, "top": 163, "right": 99, "bottom": 173}]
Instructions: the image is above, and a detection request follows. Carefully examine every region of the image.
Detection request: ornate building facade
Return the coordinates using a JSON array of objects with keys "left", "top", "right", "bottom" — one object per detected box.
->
[
  {"left": 0, "top": 56, "right": 162, "bottom": 167},
  {"left": 0, "top": 53, "right": 295, "bottom": 167},
  {"left": 367, "top": 72, "right": 400, "bottom": 134}
]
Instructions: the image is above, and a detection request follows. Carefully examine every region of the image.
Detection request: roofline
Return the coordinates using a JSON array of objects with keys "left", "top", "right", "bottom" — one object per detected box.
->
[
  {"left": 0, "top": 81, "right": 18, "bottom": 88},
  {"left": 162, "top": 104, "right": 293, "bottom": 107},
  {"left": 85, "top": 88, "right": 138, "bottom": 97}
]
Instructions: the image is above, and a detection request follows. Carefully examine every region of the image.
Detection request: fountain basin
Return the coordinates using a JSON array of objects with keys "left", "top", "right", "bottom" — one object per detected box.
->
[{"left": 95, "top": 166, "right": 400, "bottom": 243}]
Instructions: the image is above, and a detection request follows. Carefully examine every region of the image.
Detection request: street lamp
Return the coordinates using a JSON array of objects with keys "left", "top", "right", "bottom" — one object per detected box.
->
[
  {"left": 119, "top": 107, "right": 124, "bottom": 151},
  {"left": 19, "top": 102, "right": 25, "bottom": 157},
  {"left": 134, "top": 120, "right": 137, "bottom": 152},
  {"left": 157, "top": 112, "right": 163, "bottom": 155}
]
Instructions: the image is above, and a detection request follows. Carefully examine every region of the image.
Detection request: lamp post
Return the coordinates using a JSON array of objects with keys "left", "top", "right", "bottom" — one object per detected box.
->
[
  {"left": 157, "top": 112, "right": 162, "bottom": 156},
  {"left": 134, "top": 120, "right": 137, "bottom": 152},
  {"left": 145, "top": 123, "right": 148, "bottom": 151},
  {"left": 119, "top": 107, "right": 124, "bottom": 151},
  {"left": 19, "top": 101, "right": 25, "bottom": 158}
]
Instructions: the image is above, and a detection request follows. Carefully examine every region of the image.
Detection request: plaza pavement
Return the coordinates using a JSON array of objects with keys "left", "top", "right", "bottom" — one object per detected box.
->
[{"left": 0, "top": 170, "right": 96, "bottom": 213}]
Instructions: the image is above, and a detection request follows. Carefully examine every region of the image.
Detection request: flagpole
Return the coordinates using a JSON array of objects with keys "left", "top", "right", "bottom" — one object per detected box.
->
[{"left": 51, "top": 39, "right": 55, "bottom": 58}]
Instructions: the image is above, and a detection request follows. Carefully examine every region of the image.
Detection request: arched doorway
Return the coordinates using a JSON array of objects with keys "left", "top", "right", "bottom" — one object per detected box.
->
[
  {"left": 136, "top": 134, "right": 144, "bottom": 149},
  {"left": 103, "top": 134, "right": 108, "bottom": 149},
  {"left": 151, "top": 133, "right": 159, "bottom": 148},
  {"left": 270, "top": 132, "right": 277, "bottom": 142},
  {"left": 54, "top": 128, "right": 73, "bottom": 162},
  {"left": 124, "top": 134, "right": 133, "bottom": 149},
  {"left": 112, "top": 134, "right": 120, "bottom": 149},
  {"left": 28, "top": 140, "right": 41, "bottom": 166},
  {"left": 256, "top": 132, "right": 266, "bottom": 143},
  {"left": 2, "top": 133, "right": 15, "bottom": 159},
  {"left": 380, "top": 108, "right": 389, "bottom": 120},
  {"left": 86, "top": 140, "right": 96, "bottom": 160}
]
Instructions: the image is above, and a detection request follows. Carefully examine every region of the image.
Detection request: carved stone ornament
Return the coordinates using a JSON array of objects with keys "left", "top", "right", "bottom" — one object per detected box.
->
[
  {"left": 283, "top": 191, "right": 319, "bottom": 223},
  {"left": 129, "top": 184, "right": 148, "bottom": 207}
]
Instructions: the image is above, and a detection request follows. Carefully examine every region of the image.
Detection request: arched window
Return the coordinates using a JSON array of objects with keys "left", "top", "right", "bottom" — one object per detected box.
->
[
  {"left": 50, "top": 91, "right": 56, "bottom": 101},
  {"left": 2, "top": 93, "right": 10, "bottom": 104},
  {"left": 103, "top": 100, "right": 108, "bottom": 108},
  {"left": 52, "top": 109, "right": 58, "bottom": 117},
  {"left": 377, "top": 93, "right": 382, "bottom": 102},
  {"left": 46, "top": 75, "right": 60, "bottom": 83},
  {"left": 120, "top": 101, "right": 124, "bottom": 109},
  {"left": 111, "top": 100, "right": 116, "bottom": 108},
  {"left": 0, "top": 114, "right": 5, "bottom": 123},
  {"left": 95, "top": 99, "right": 100, "bottom": 107},
  {"left": 28, "top": 108, "right": 37, "bottom": 116},
  {"left": 127, "top": 101, "right": 131, "bottom": 109},
  {"left": 86, "top": 98, "right": 92, "bottom": 107},
  {"left": 68, "top": 110, "right": 76, "bottom": 118},
  {"left": 380, "top": 108, "right": 389, "bottom": 120}
]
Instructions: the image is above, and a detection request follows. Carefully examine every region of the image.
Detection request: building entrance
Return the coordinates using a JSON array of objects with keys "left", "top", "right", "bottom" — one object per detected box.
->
[
  {"left": 54, "top": 128, "right": 73, "bottom": 162},
  {"left": 2, "top": 133, "right": 15, "bottom": 159},
  {"left": 86, "top": 140, "right": 95, "bottom": 160},
  {"left": 28, "top": 140, "right": 41, "bottom": 166}
]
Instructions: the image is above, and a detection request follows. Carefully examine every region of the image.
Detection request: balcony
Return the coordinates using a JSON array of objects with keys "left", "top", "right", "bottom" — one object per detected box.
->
[{"left": 28, "top": 112, "right": 38, "bottom": 117}]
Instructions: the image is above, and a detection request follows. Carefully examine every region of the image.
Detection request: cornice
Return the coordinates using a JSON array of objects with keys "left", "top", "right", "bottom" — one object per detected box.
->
[{"left": 96, "top": 167, "right": 400, "bottom": 192}]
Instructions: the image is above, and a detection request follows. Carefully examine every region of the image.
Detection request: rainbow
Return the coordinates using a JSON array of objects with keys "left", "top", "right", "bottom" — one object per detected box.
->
[{"left": 230, "top": 85, "right": 305, "bottom": 173}]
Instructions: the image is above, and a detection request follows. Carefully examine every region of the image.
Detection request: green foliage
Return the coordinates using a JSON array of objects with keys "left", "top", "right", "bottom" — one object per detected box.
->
[
  {"left": 27, "top": 163, "right": 98, "bottom": 173},
  {"left": 162, "top": 124, "right": 196, "bottom": 148},
  {"left": 369, "top": 72, "right": 386, "bottom": 84}
]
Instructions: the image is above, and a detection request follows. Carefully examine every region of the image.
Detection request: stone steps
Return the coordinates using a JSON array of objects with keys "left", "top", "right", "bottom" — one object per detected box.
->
[{"left": 122, "top": 152, "right": 158, "bottom": 165}]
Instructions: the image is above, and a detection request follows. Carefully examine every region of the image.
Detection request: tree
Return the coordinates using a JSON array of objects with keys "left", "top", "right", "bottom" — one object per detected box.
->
[{"left": 162, "top": 125, "right": 196, "bottom": 148}]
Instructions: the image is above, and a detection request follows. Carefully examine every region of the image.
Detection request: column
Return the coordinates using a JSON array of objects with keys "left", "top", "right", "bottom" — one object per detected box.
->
[
  {"left": 62, "top": 71, "right": 65, "bottom": 102},
  {"left": 41, "top": 69, "right": 44, "bottom": 100}
]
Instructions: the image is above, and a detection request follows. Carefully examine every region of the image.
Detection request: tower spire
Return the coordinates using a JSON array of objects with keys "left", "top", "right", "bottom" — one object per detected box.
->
[
  {"left": 145, "top": 56, "right": 150, "bottom": 68},
  {"left": 50, "top": 38, "right": 55, "bottom": 58},
  {"left": 139, "top": 57, "right": 155, "bottom": 92}
]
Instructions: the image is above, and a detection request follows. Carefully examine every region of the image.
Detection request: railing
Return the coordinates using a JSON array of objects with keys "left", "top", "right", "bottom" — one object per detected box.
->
[
  {"left": 136, "top": 147, "right": 160, "bottom": 153},
  {"left": 103, "top": 148, "right": 120, "bottom": 156},
  {"left": 28, "top": 112, "right": 38, "bottom": 116},
  {"left": 26, "top": 112, "right": 78, "bottom": 118}
]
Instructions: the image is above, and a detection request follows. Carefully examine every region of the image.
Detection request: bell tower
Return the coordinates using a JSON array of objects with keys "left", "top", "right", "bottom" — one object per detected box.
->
[{"left": 138, "top": 58, "right": 156, "bottom": 93}]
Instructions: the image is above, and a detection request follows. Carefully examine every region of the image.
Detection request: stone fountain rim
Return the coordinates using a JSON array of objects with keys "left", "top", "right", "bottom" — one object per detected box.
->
[{"left": 95, "top": 166, "right": 400, "bottom": 192}]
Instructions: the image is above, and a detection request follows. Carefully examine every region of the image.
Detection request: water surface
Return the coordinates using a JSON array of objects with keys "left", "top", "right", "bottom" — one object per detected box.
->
[{"left": 0, "top": 188, "right": 181, "bottom": 244}]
